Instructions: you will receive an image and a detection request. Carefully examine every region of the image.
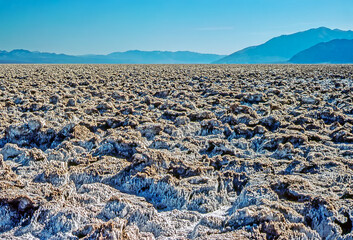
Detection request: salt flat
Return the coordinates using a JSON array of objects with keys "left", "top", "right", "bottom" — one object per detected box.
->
[{"left": 0, "top": 64, "right": 353, "bottom": 239}]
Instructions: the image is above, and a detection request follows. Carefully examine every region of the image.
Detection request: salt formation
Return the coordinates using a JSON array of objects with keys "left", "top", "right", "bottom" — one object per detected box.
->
[{"left": 0, "top": 64, "right": 352, "bottom": 239}]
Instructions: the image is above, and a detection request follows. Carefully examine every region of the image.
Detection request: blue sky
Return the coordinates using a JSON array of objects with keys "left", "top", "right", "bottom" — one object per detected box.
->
[{"left": 1, "top": 0, "right": 352, "bottom": 55}]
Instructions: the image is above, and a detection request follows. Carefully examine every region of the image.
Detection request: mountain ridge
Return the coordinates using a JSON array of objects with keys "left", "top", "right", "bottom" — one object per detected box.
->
[
  {"left": 0, "top": 50, "right": 225, "bottom": 64},
  {"left": 2, "top": 27, "right": 353, "bottom": 64},
  {"left": 214, "top": 27, "right": 353, "bottom": 64},
  {"left": 289, "top": 39, "right": 353, "bottom": 64}
]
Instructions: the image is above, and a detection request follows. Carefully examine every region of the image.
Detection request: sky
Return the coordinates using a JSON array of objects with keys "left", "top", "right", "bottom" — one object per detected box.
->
[{"left": 0, "top": 0, "right": 353, "bottom": 55}]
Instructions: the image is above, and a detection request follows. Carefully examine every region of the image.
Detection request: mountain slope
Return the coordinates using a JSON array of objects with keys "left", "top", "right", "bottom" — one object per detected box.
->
[
  {"left": 0, "top": 50, "right": 225, "bottom": 64},
  {"left": 289, "top": 39, "right": 353, "bottom": 64},
  {"left": 215, "top": 27, "right": 353, "bottom": 64}
]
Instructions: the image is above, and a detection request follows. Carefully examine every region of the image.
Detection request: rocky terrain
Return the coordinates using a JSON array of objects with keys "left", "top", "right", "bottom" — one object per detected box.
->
[{"left": 0, "top": 64, "right": 353, "bottom": 239}]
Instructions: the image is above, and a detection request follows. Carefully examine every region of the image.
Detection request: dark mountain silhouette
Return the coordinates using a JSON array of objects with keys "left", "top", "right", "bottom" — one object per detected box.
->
[
  {"left": 289, "top": 39, "right": 353, "bottom": 63},
  {"left": 0, "top": 49, "right": 225, "bottom": 64},
  {"left": 215, "top": 27, "right": 353, "bottom": 64}
]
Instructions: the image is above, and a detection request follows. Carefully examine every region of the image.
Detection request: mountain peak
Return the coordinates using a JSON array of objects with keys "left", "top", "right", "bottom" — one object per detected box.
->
[
  {"left": 10, "top": 49, "right": 32, "bottom": 54},
  {"left": 315, "top": 26, "right": 331, "bottom": 31}
]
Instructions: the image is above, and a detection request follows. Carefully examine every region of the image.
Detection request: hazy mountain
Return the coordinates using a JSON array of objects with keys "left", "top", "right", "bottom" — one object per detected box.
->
[
  {"left": 105, "top": 50, "right": 226, "bottom": 64},
  {"left": 215, "top": 27, "right": 353, "bottom": 64},
  {"left": 0, "top": 49, "right": 81, "bottom": 63},
  {"left": 0, "top": 49, "right": 225, "bottom": 64},
  {"left": 289, "top": 39, "right": 353, "bottom": 64}
]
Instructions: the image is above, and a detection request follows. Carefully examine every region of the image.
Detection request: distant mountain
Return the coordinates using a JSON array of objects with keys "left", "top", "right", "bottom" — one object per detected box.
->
[
  {"left": 289, "top": 39, "right": 353, "bottom": 64},
  {"left": 0, "top": 49, "right": 81, "bottom": 63},
  {"left": 0, "top": 49, "right": 225, "bottom": 64},
  {"left": 215, "top": 27, "right": 353, "bottom": 64},
  {"left": 105, "top": 50, "right": 225, "bottom": 64}
]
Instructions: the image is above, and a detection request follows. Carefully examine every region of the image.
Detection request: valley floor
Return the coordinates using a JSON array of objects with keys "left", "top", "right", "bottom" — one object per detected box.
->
[{"left": 0, "top": 64, "right": 353, "bottom": 239}]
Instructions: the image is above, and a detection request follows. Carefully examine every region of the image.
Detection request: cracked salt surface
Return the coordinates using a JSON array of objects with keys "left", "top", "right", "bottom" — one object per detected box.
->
[{"left": 0, "top": 64, "right": 353, "bottom": 239}]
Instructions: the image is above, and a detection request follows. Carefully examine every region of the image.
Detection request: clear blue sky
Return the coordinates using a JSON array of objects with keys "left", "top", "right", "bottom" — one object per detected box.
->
[{"left": 1, "top": 0, "right": 352, "bottom": 55}]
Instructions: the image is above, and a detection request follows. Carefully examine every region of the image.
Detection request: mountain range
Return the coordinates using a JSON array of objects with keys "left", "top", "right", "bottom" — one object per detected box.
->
[
  {"left": 0, "top": 50, "right": 225, "bottom": 64},
  {"left": 214, "top": 27, "right": 353, "bottom": 64},
  {"left": 1, "top": 27, "right": 353, "bottom": 64}
]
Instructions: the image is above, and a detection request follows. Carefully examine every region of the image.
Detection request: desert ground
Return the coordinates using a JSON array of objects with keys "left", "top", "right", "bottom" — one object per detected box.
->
[{"left": 0, "top": 64, "right": 353, "bottom": 239}]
